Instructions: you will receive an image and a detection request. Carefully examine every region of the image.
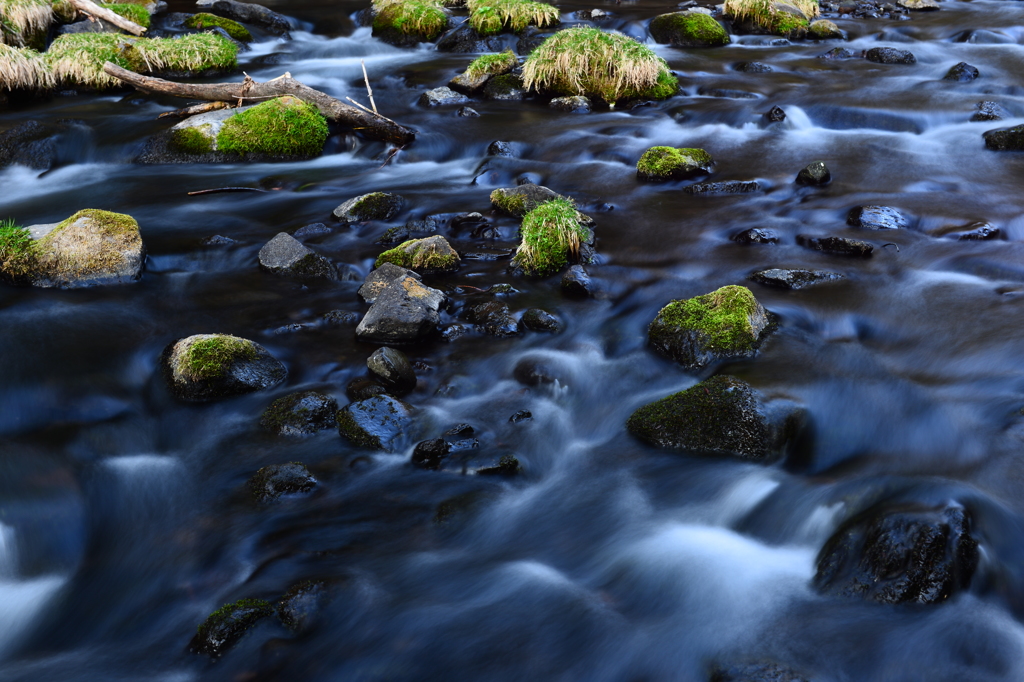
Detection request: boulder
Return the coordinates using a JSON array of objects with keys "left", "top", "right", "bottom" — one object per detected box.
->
[
  {"left": 189, "top": 598, "right": 274, "bottom": 657},
  {"left": 808, "top": 19, "right": 842, "bottom": 39},
  {"left": 865, "top": 47, "right": 916, "bottom": 64},
  {"left": 336, "top": 394, "right": 415, "bottom": 452},
  {"left": 367, "top": 347, "right": 417, "bottom": 392},
  {"left": 647, "top": 285, "right": 772, "bottom": 370},
  {"left": 374, "top": 235, "right": 460, "bottom": 274},
  {"left": 550, "top": 96, "right": 591, "bottom": 113},
  {"left": 490, "top": 184, "right": 567, "bottom": 217},
  {"left": 277, "top": 581, "right": 327, "bottom": 633},
  {"left": 466, "top": 300, "right": 520, "bottom": 337},
  {"left": 818, "top": 47, "right": 858, "bottom": 60},
  {"left": 972, "top": 101, "right": 1005, "bottom": 122},
  {"left": 983, "top": 124, "right": 1024, "bottom": 151},
  {"left": 259, "top": 390, "right": 338, "bottom": 436},
  {"left": 943, "top": 62, "right": 979, "bottom": 82},
  {"left": 258, "top": 232, "right": 336, "bottom": 280},
  {"left": 636, "top": 146, "right": 714, "bottom": 181},
  {"left": 355, "top": 275, "right": 446, "bottom": 343},
  {"left": 163, "top": 333, "right": 286, "bottom": 402},
  {"left": 814, "top": 502, "right": 979, "bottom": 604},
  {"left": 749, "top": 268, "right": 843, "bottom": 289},
  {"left": 333, "top": 192, "right": 405, "bottom": 223},
  {"left": 847, "top": 205, "right": 908, "bottom": 230},
  {"left": 358, "top": 262, "right": 420, "bottom": 303},
  {"left": 649, "top": 11, "right": 730, "bottom": 48},
  {"left": 520, "top": 308, "right": 561, "bottom": 332},
  {"left": 419, "top": 86, "right": 471, "bottom": 107},
  {"left": 483, "top": 74, "right": 525, "bottom": 100},
  {"left": 796, "top": 160, "right": 831, "bottom": 186},
  {"left": 731, "top": 228, "right": 779, "bottom": 244},
  {"left": 797, "top": 234, "right": 873, "bottom": 257},
  {"left": 247, "top": 462, "right": 317, "bottom": 502},
  {"left": 0, "top": 120, "right": 81, "bottom": 170}
]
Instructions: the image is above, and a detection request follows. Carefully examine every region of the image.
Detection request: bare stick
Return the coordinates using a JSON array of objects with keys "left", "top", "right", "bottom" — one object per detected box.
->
[
  {"left": 361, "top": 59, "right": 377, "bottom": 115},
  {"left": 378, "top": 145, "right": 404, "bottom": 169},
  {"left": 158, "top": 101, "right": 230, "bottom": 119},
  {"left": 188, "top": 187, "right": 269, "bottom": 196},
  {"left": 70, "top": 0, "right": 146, "bottom": 35}
]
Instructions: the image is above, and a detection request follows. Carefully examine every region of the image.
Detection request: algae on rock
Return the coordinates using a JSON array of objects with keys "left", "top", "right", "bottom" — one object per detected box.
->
[
  {"left": 164, "top": 333, "right": 287, "bottom": 401},
  {"left": 375, "top": 235, "right": 460, "bottom": 274},
  {"left": 184, "top": 12, "right": 252, "bottom": 41},
  {"left": 636, "top": 146, "right": 714, "bottom": 181}
]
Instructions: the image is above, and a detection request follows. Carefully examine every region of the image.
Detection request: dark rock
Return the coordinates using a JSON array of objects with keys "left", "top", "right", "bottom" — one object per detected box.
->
[
  {"left": 847, "top": 205, "right": 908, "bottom": 230},
  {"left": 797, "top": 234, "right": 873, "bottom": 257},
  {"left": 457, "top": 106, "right": 480, "bottom": 117},
  {"left": 483, "top": 74, "right": 525, "bottom": 100},
  {"left": 549, "top": 96, "right": 591, "bottom": 113},
  {"left": 164, "top": 334, "right": 286, "bottom": 402},
  {"left": 358, "top": 262, "right": 420, "bottom": 303},
  {"left": 561, "top": 265, "right": 594, "bottom": 297},
  {"left": 273, "top": 323, "right": 306, "bottom": 335},
  {"left": 516, "top": 25, "right": 551, "bottom": 55},
  {"left": 711, "top": 662, "right": 811, "bottom": 682},
  {"left": 322, "top": 310, "right": 360, "bottom": 325},
  {"left": 513, "top": 358, "right": 559, "bottom": 386},
  {"left": 260, "top": 391, "right": 339, "bottom": 436},
  {"left": 189, "top": 598, "right": 274, "bottom": 657},
  {"left": 814, "top": 502, "right": 979, "bottom": 604},
  {"left": 732, "top": 228, "right": 779, "bottom": 245},
  {"left": 277, "top": 581, "right": 327, "bottom": 633},
  {"left": 441, "top": 323, "right": 467, "bottom": 342},
  {"left": 466, "top": 301, "right": 520, "bottom": 337},
  {"left": 489, "top": 283, "right": 519, "bottom": 295},
  {"left": 346, "top": 377, "right": 388, "bottom": 401},
  {"left": 0, "top": 120, "right": 77, "bottom": 170},
  {"left": 196, "top": 0, "right": 291, "bottom": 34},
  {"left": 248, "top": 462, "right": 317, "bottom": 502},
  {"left": 336, "top": 394, "right": 415, "bottom": 452},
  {"left": 376, "top": 218, "right": 438, "bottom": 246},
  {"left": 955, "top": 29, "right": 1012, "bottom": 44},
  {"left": 697, "top": 87, "right": 758, "bottom": 99},
  {"left": 490, "top": 184, "right": 567, "bottom": 217},
  {"left": 436, "top": 23, "right": 505, "bottom": 52},
  {"left": 764, "top": 106, "right": 786, "bottom": 123},
  {"left": 735, "top": 61, "right": 773, "bottom": 73},
  {"left": 750, "top": 268, "right": 844, "bottom": 289},
  {"left": 487, "top": 140, "right": 516, "bottom": 157},
  {"left": 333, "top": 192, "right": 405, "bottom": 223},
  {"left": 520, "top": 308, "right": 562, "bottom": 332},
  {"left": 366, "top": 347, "right": 417, "bottom": 393},
  {"left": 957, "top": 222, "right": 1001, "bottom": 241},
  {"left": 57, "top": 18, "right": 119, "bottom": 34},
  {"left": 420, "top": 86, "right": 472, "bottom": 107},
  {"left": 983, "top": 124, "right": 1024, "bottom": 151},
  {"left": 411, "top": 438, "right": 450, "bottom": 469},
  {"left": 374, "top": 234, "right": 460, "bottom": 274},
  {"left": 444, "top": 423, "right": 474, "bottom": 437},
  {"left": 943, "top": 62, "right": 979, "bottom": 82},
  {"left": 865, "top": 47, "right": 916, "bottom": 64},
  {"left": 509, "top": 409, "right": 533, "bottom": 423},
  {"left": 202, "top": 235, "right": 238, "bottom": 246},
  {"left": 685, "top": 180, "right": 761, "bottom": 195},
  {"left": 817, "top": 47, "right": 859, "bottom": 60},
  {"left": 293, "top": 222, "right": 331, "bottom": 237},
  {"left": 258, "top": 232, "right": 336, "bottom": 280},
  {"left": 477, "top": 453, "right": 523, "bottom": 476},
  {"left": 356, "top": 275, "right": 446, "bottom": 344},
  {"left": 972, "top": 101, "right": 1005, "bottom": 122},
  {"left": 449, "top": 69, "right": 491, "bottom": 95},
  {"left": 796, "top": 160, "right": 831, "bottom": 186}
]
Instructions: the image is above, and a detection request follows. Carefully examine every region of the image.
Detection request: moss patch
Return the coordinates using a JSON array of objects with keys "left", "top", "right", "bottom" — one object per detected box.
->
[
  {"left": 0, "top": 218, "right": 36, "bottom": 284},
  {"left": 652, "top": 285, "right": 762, "bottom": 354},
  {"left": 217, "top": 96, "right": 328, "bottom": 157},
  {"left": 375, "top": 235, "right": 460, "bottom": 272},
  {"left": 466, "top": 49, "right": 516, "bottom": 77},
  {"left": 511, "top": 198, "right": 589, "bottom": 276},
  {"left": 490, "top": 189, "right": 527, "bottom": 216},
  {"left": 637, "top": 146, "right": 714, "bottom": 181},
  {"left": 170, "top": 124, "right": 214, "bottom": 154},
  {"left": 467, "top": 0, "right": 559, "bottom": 35},
  {"left": 33, "top": 209, "right": 142, "bottom": 284},
  {"left": 100, "top": 3, "right": 151, "bottom": 29},
  {"left": 372, "top": 0, "right": 448, "bottom": 41},
  {"left": 139, "top": 33, "right": 238, "bottom": 73},
  {"left": 184, "top": 12, "right": 252, "bottom": 42},
  {"left": 176, "top": 334, "right": 257, "bottom": 381},
  {"left": 192, "top": 598, "right": 273, "bottom": 656},
  {"left": 650, "top": 12, "right": 729, "bottom": 47}
]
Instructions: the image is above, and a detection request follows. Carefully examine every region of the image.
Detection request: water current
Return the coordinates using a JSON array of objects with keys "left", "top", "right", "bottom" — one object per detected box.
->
[{"left": 3, "top": 0, "right": 1024, "bottom": 679}]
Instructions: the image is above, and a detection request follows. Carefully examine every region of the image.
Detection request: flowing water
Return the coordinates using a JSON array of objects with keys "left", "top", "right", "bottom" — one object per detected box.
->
[{"left": 4, "top": 0, "right": 1024, "bottom": 679}]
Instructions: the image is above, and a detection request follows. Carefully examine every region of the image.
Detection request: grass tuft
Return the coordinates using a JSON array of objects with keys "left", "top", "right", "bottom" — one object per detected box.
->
[
  {"left": 372, "top": 0, "right": 448, "bottom": 40},
  {"left": 466, "top": 49, "right": 516, "bottom": 77},
  {"left": 0, "top": 42, "right": 52, "bottom": 89},
  {"left": 99, "top": 2, "right": 150, "bottom": 28},
  {"left": 0, "top": 0, "right": 53, "bottom": 46},
  {"left": 511, "top": 198, "right": 589, "bottom": 276},
  {"left": 0, "top": 217, "right": 37, "bottom": 284},
  {"left": 723, "top": 0, "right": 817, "bottom": 34},
  {"left": 466, "top": 0, "right": 558, "bottom": 35}
]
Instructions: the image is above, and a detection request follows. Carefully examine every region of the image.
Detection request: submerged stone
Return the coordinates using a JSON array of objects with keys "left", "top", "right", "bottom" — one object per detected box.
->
[
  {"left": 336, "top": 394, "right": 415, "bottom": 452},
  {"left": 943, "top": 61, "right": 979, "bottom": 82},
  {"left": 711, "top": 662, "right": 811, "bottom": 682},
  {"left": 684, "top": 180, "right": 760, "bottom": 195},
  {"left": 637, "top": 146, "right": 714, "bottom": 181},
  {"left": 972, "top": 101, "right": 1005, "bottom": 122},
  {"left": 847, "top": 205, "right": 908, "bottom": 230},
  {"left": 277, "top": 581, "right": 328, "bottom": 633},
  {"left": 520, "top": 308, "right": 561, "bottom": 332},
  {"left": 865, "top": 47, "right": 916, "bottom": 64},
  {"left": 248, "top": 462, "right": 317, "bottom": 502},
  {"left": 333, "top": 192, "right": 405, "bottom": 223},
  {"left": 164, "top": 333, "right": 286, "bottom": 402},
  {"left": 190, "top": 598, "right": 274, "bottom": 657},
  {"left": 550, "top": 95, "right": 591, "bottom": 113},
  {"left": 796, "top": 160, "right": 831, "bottom": 186},
  {"left": 260, "top": 390, "right": 338, "bottom": 436},
  {"left": 749, "top": 268, "right": 844, "bottom": 289},
  {"left": 466, "top": 300, "right": 520, "bottom": 337},
  {"left": 258, "top": 232, "right": 336, "bottom": 280},
  {"left": 797, "top": 234, "right": 873, "bottom": 257},
  {"left": 731, "top": 228, "right": 779, "bottom": 245}
]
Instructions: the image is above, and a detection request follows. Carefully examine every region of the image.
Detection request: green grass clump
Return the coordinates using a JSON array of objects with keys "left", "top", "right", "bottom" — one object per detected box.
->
[
  {"left": 372, "top": 0, "right": 448, "bottom": 40},
  {"left": 0, "top": 43, "right": 53, "bottom": 89},
  {"left": 522, "top": 27, "right": 678, "bottom": 104},
  {"left": 0, "top": 218, "right": 37, "bottom": 284},
  {"left": 178, "top": 334, "right": 257, "bottom": 381},
  {"left": 650, "top": 12, "right": 729, "bottom": 47},
  {"left": 217, "top": 96, "right": 328, "bottom": 157},
  {"left": 466, "top": 49, "right": 516, "bottom": 77},
  {"left": 100, "top": 2, "right": 151, "bottom": 28},
  {"left": 138, "top": 33, "right": 237, "bottom": 73},
  {"left": 467, "top": 0, "right": 559, "bottom": 35},
  {"left": 184, "top": 12, "right": 252, "bottom": 42},
  {"left": 724, "top": 0, "right": 817, "bottom": 35},
  {"left": 511, "top": 198, "right": 589, "bottom": 276},
  {"left": 44, "top": 33, "right": 145, "bottom": 86},
  {"left": 652, "top": 285, "right": 761, "bottom": 354}
]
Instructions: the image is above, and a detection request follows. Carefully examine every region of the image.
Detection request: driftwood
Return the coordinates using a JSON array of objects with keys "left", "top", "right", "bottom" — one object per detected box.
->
[
  {"left": 158, "top": 101, "right": 230, "bottom": 119},
  {"left": 69, "top": 0, "right": 147, "bottom": 35},
  {"left": 102, "top": 63, "right": 417, "bottom": 146}
]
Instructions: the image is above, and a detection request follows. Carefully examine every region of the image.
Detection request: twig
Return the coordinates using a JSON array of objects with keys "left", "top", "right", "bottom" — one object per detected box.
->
[
  {"left": 361, "top": 59, "right": 377, "bottom": 115},
  {"left": 882, "top": 242, "right": 900, "bottom": 252},
  {"left": 378, "top": 145, "right": 404, "bottom": 169},
  {"left": 187, "top": 187, "right": 269, "bottom": 196}
]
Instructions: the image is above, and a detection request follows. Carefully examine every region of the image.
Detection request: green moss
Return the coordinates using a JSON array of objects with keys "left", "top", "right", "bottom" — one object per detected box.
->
[
  {"left": 466, "top": 49, "right": 517, "bottom": 77},
  {"left": 177, "top": 334, "right": 257, "bottom": 381},
  {"left": 375, "top": 236, "right": 459, "bottom": 272},
  {"left": 511, "top": 198, "right": 589, "bottom": 276},
  {"left": 772, "top": 12, "right": 808, "bottom": 35},
  {"left": 651, "top": 285, "right": 761, "bottom": 354},
  {"left": 467, "top": 0, "right": 558, "bottom": 35},
  {"left": 373, "top": 0, "right": 448, "bottom": 41},
  {"left": 636, "top": 146, "right": 713, "bottom": 181},
  {"left": 217, "top": 96, "right": 328, "bottom": 157},
  {"left": 184, "top": 12, "right": 252, "bottom": 41},
  {"left": 0, "top": 218, "right": 37, "bottom": 284},
  {"left": 100, "top": 3, "right": 151, "bottom": 28},
  {"left": 194, "top": 598, "right": 274, "bottom": 654},
  {"left": 33, "top": 209, "right": 141, "bottom": 281},
  {"left": 651, "top": 12, "right": 729, "bottom": 46},
  {"left": 489, "top": 189, "right": 528, "bottom": 216},
  {"left": 336, "top": 407, "right": 382, "bottom": 449},
  {"left": 808, "top": 19, "right": 839, "bottom": 38},
  {"left": 170, "top": 124, "right": 214, "bottom": 154},
  {"left": 43, "top": 33, "right": 146, "bottom": 87}
]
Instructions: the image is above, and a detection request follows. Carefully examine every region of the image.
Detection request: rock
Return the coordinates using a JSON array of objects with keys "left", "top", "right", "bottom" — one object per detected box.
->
[
  {"left": 817, "top": 47, "right": 859, "bottom": 60},
  {"left": 797, "top": 234, "right": 873, "bottom": 257},
  {"left": 847, "top": 205, "right": 908, "bottom": 230},
  {"left": 649, "top": 11, "right": 730, "bottom": 48},
  {"left": 796, "top": 160, "right": 831, "bottom": 186},
  {"left": 333, "top": 192, "right": 405, "bottom": 223},
  {"left": 356, "top": 275, "right": 446, "bottom": 344},
  {"left": 955, "top": 29, "right": 1013, "bottom": 44},
  {"left": 336, "top": 394, "right": 415, "bottom": 452},
  {"left": 487, "top": 140, "right": 516, "bottom": 157},
  {"left": 520, "top": 308, "right": 561, "bottom": 332},
  {"left": 814, "top": 502, "right": 979, "bottom": 604},
  {"left": 509, "top": 409, "right": 533, "bottom": 423},
  {"left": 184, "top": 13, "right": 254, "bottom": 42},
  {"left": 490, "top": 184, "right": 567, "bottom": 217},
  {"left": 808, "top": 19, "right": 843, "bottom": 39},
  {"left": 466, "top": 300, "right": 520, "bottom": 337},
  {"left": 293, "top": 222, "right": 331, "bottom": 238},
  {"left": 943, "top": 62, "right": 979, "bottom": 82},
  {"left": 372, "top": 0, "right": 447, "bottom": 45},
  {"left": 457, "top": 106, "right": 480, "bottom": 117},
  {"left": 436, "top": 23, "right": 505, "bottom": 53},
  {"left": 711, "top": 662, "right": 811, "bottom": 682},
  {"left": 247, "top": 462, "right": 317, "bottom": 502},
  {"left": 419, "top": 86, "right": 471, "bottom": 107},
  {"left": 411, "top": 438, "right": 450, "bottom": 469},
  {"left": 258, "top": 232, "right": 336, "bottom": 280},
  {"left": 0, "top": 120, "right": 80, "bottom": 170},
  {"left": 734, "top": 61, "right": 772, "bottom": 73},
  {"left": 561, "top": 264, "right": 594, "bottom": 297},
  {"left": 749, "top": 268, "right": 844, "bottom": 289},
  {"left": 549, "top": 96, "right": 591, "bottom": 113},
  {"left": 260, "top": 391, "right": 338, "bottom": 436},
  {"left": 684, "top": 180, "right": 760, "bottom": 195},
  {"left": 377, "top": 218, "right": 439, "bottom": 246},
  {"left": 346, "top": 377, "right": 388, "bottom": 401},
  {"left": 195, "top": 0, "right": 290, "bottom": 34},
  {"left": 864, "top": 47, "right": 916, "bottom": 64},
  {"left": 449, "top": 70, "right": 491, "bottom": 95},
  {"left": 367, "top": 347, "right": 417, "bottom": 393},
  {"left": 164, "top": 334, "right": 287, "bottom": 402},
  {"left": 3, "top": 209, "right": 145, "bottom": 288},
  {"left": 476, "top": 453, "right": 523, "bottom": 476},
  {"left": 358, "top": 262, "right": 421, "bottom": 303},
  {"left": 897, "top": 0, "right": 939, "bottom": 9},
  {"left": 513, "top": 357, "right": 559, "bottom": 386},
  {"left": 374, "top": 235, "right": 460, "bottom": 274},
  {"left": 483, "top": 74, "right": 525, "bottom": 100},
  {"left": 57, "top": 18, "right": 120, "bottom": 35},
  {"left": 189, "top": 598, "right": 274, "bottom": 657},
  {"left": 983, "top": 124, "right": 1024, "bottom": 151},
  {"left": 731, "top": 228, "right": 779, "bottom": 245},
  {"left": 957, "top": 222, "right": 1001, "bottom": 240},
  {"left": 636, "top": 146, "right": 714, "bottom": 181},
  {"left": 440, "top": 323, "right": 467, "bottom": 342},
  {"left": 647, "top": 285, "right": 772, "bottom": 371},
  {"left": 322, "top": 310, "right": 360, "bottom": 325},
  {"left": 763, "top": 106, "right": 786, "bottom": 124},
  {"left": 277, "top": 581, "right": 327, "bottom": 633},
  {"left": 626, "top": 375, "right": 788, "bottom": 461},
  {"left": 972, "top": 101, "right": 1005, "bottom": 122}
]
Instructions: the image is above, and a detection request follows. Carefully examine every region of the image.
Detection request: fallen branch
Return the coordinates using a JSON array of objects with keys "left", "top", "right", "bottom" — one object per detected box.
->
[
  {"left": 188, "top": 187, "right": 268, "bottom": 195},
  {"left": 102, "top": 62, "right": 417, "bottom": 146},
  {"left": 70, "top": 0, "right": 147, "bottom": 35},
  {"left": 158, "top": 101, "right": 230, "bottom": 119},
  {"left": 195, "top": 0, "right": 290, "bottom": 35}
]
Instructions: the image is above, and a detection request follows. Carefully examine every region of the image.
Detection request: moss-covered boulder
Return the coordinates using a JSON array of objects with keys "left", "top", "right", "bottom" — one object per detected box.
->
[
  {"left": 649, "top": 11, "right": 730, "bottom": 48},
  {"left": 637, "top": 146, "right": 714, "bottom": 181},
  {"left": 648, "top": 285, "right": 772, "bottom": 370},
  {"left": 189, "top": 598, "right": 274, "bottom": 657},
  {"left": 510, "top": 198, "right": 590, "bottom": 277},
  {"left": 522, "top": 27, "right": 678, "bottom": 105},
  {"left": 163, "top": 333, "right": 286, "bottom": 402},
  {"left": 449, "top": 49, "right": 517, "bottom": 94},
  {"left": 337, "top": 394, "right": 415, "bottom": 452},
  {"left": 184, "top": 12, "right": 253, "bottom": 41},
  {"left": 260, "top": 390, "right": 339, "bottom": 436},
  {"left": 0, "top": 209, "right": 144, "bottom": 288},
  {"left": 983, "top": 124, "right": 1024, "bottom": 151},
  {"left": 333, "top": 192, "right": 406, "bottom": 224},
  {"left": 724, "top": 0, "right": 817, "bottom": 37},
  {"left": 466, "top": 0, "right": 559, "bottom": 36},
  {"left": 490, "top": 184, "right": 567, "bottom": 217},
  {"left": 372, "top": 0, "right": 449, "bottom": 46},
  {"left": 626, "top": 375, "right": 783, "bottom": 460},
  {"left": 374, "top": 235, "right": 460, "bottom": 274},
  {"left": 247, "top": 462, "right": 317, "bottom": 502},
  {"left": 808, "top": 19, "right": 843, "bottom": 39}
]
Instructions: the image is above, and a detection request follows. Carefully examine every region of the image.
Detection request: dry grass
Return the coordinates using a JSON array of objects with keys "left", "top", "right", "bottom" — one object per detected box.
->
[
  {"left": 0, "top": 42, "right": 53, "bottom": 89},
  {"left": 723, "top": 0, "right": 818, "bottom": 31},
  {"left": 44, "top": 33, "right": 141, "bottom": 86},
  {"left": 137, "top": 33, "right": 237, "bottom": 72},
  {"left": 0, "top": 0, "right": 54, "bottom": 45},
  {"left": 466, "top": 0, "right": 558, "bottom": 35}
]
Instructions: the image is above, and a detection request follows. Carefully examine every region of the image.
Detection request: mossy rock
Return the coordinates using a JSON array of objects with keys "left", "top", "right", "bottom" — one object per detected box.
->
[
  {"left": 372, "top": 0, "right": 449, "bottom": 46},
  {"left": 336, "top": 394, "right": 415, "bottom": 452},
  {"left": 189, "top": 598, "right": 274, "bottom": 657},
  {"left": 489, "top": 184, "right": 566, "bottom": 217},
  {"left": 626, "top": 375, "right": 780, "bottom": 460},
  {"left": 637, "top": 146, "right": 715, "bottom": 181},
  {"left": 467, "top": 0, "right": 560, "bottom": 36},
  {"left": 260, "top": 390, "right": 339, "bottom": 436},
  {"left": 164, "top": 333, "right": 287, "bottom": 402},
  {"left": 184, "top": 12, "right": 253, "bottom": 41},
  {"left": 724, "top": 0, "right": 816, "bottom": 37},
  {"left": 219, "top": 96, "right": 328, "bottom": 157},
  {"left": 375, "top": 235, "right": 460, "bottom": 274},
  {"left": 333, "top": 192, "right": 406, "bottom": 223},
  {"left": 247, "top": 462, "right": 317, "bottom": 502},
  {"left": 650, "top": 11, "right": 730, "bottom": 48},
  {"left": 808, "top": 19, "right": 842, "bottom": 39},
  {"left": 648, "top": 285, "right": 772, "bottom": 370},
  {"left": 510, "top": 198, "right": 590, "bottom": 277}
]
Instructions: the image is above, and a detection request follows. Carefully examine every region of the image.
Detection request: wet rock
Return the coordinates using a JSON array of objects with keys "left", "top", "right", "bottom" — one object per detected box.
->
[
  {"left": 322, "top": 310, "right": 360, "bottom": 325},
  {"left": 0, "top": 120, "right": 76, "bottom": 170},
  {"left": 248, "top": 462, "right": 317, "bottom": 502},
  {"left": 797, "top": 234, "right": 873, "bottom": 257},
  {"left": 336, "top": 394, "right": 415, "bottom": 452},
  {"left": 971, "top": 101, "right": 1005, "bottom": 122},
  {"left": 649, "top": 11, "right": 730, "bottom": 48},
  {"left": 293, "top": 222, "right": 331, "bottom": 238},
  {"left": 488, "top": 283, "right": 519, "bottom": 295},
  {"left": 202, "top": 235, "right": 238, "bottom": 246},
  {"left": 376, "top": 218, "right": 439, "bottom": 246},
  {"left": 983, "top": 124, "right": 1024, "bottom": 151},
  {"left": 487, "top": 140, "right": 516, "bottom": 157},
  {"left": 957, "top": 222, "right": 1001, "bottom": 241},
  {"left": 648, "top": 285, "right": 772, "bottom": 371},
  {"left": 483, "top": 74, "right": 525, "bottom": 100},
  {"left": 734, "top": 61, "right": 772, "bottom": 73},
  {"left": 477, "top": 453, "right": 523, "bottom": 476},
  {"left": 685, "top": 180, "right": 760, "bottom": 195},
  {"left": 897, "top": 0, "right": 939, "bottom": 9},
  {"left": 943, "top": 62, "right": 979, "bottom": 82},
  {"left": 333, "top": 192, "right": 405, "bottom": 223},
  {"left": 750, "top": 268, "right": 844, "bottom": 289},
  {"left": 367, "top": 347, "right": 417, "bottom": 393},
  {"left": 627, "top": 375, "right": 789, "bottom": 461},
  {"left": 520, "top": 308, "right": 562, "bottom": 332},
  {"left": 865, "top": 47, "right": 916, "bottom": 64},
  {"left": 490, "top": 184, "right": 567, "bottom": 217},
  {"left": 817, "top": 47, "right": 859, "bottom": 60},
  {"left": 814, "top": 502, "right": 979, "bottom": 604},
  {"left": 732, "top": 228, "right": 779, "bottom": 245},
  {"left": 411, "top": 438, "right": 450, "bottom": 469},
  {"left": 513, "top": 357, "right": 560, "bottom": 386},
  {"left": 509, "top": 409, "right": 533, "bottom": 423},
  {"left": 808, "top": 19, "right": 843, "bottom": 39},
  {"left": 164, "top": 334, "right": 286, "bottom": 402},
  {"left": 549, "top": 95, "right": 592, "bottom": 113},
  {"left": 711, "top": 662, "right": 811, "bottom": 682},
  {"left": 356, "top": 275, "right": 446, "bottom": 344},
  {"left": 796, "top": 160, "right": 831, "bottom": 186},
  {"left": 449, "top": 71, "right": 490, "bottom": 95},
  {"left": 561, "top": 264, "right": 594, "bottom": 297},
  {"left": 955, "top": 29, "right": 1013, "bottom": 44},
  {"left": 260, "top": 391, "right": 339, "bottom": 436},
  {"left": 420, "top": 86, "right": 471, "bottom": 107},
  {"left": 436, "top": 22, "right": 505, "bottom": 52},
  {"left": 374, "top": 235, "right": 460, "bottom": 274},
  {"left": 698, "top": 87, "right": 758, "bottom": 99},
  {"left": 764, "top": 106, "right": 786, "bottom": 123},
  {"left": 277, "top": 581, "right": 327, "bottom": 633},
  {"left": 358, "top": 262, "right": 420, "bottom": 304},
  {"left": 440, "top": 323, "right": 467, "bottom": 342},
  {"left": 196, "top": 0, "right": 290, "bottom": 34},
  {"left": 346, "top": 377, "right": 388, "bottom": 401},
  {"left": 189, "top": 598, "right": 274, "bottom": 657},
  {"left": 258, "top": 232, "right": 336, "bottom": 281},
  {"left": 516, "top": 25, "right": 551, "bottom": 55},
  {"left": 847, "top": 205, "right": 908, "bottom": 230},
  {"left": 466, "top": 300, "right": 520, "bottom": 337},
  {"left": 637, "top": 146, "right": 715, "bottom": 181}
]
